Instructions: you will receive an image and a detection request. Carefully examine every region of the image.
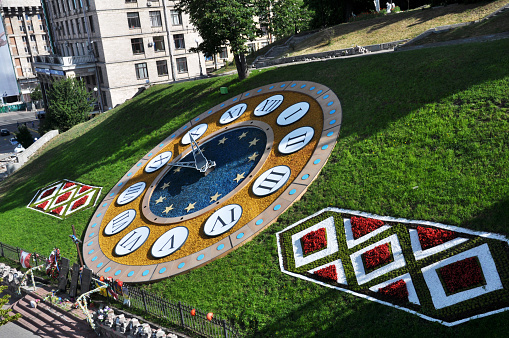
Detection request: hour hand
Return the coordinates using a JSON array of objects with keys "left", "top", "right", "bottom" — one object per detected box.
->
[{"left": 170, "top": 133, "right": 216, "bottom": 174}]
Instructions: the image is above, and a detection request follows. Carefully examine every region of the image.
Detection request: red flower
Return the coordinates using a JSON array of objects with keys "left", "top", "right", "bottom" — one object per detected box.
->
[
  {"left": 417, "top": 226, "right": 457, "bottom": 250},
  {"left": 350, "top": 216, "right": 385, "bottom": 239},
  {"left": 362, "top": 243, "right": 392, "bottom": 270},
  {"left": 63, "top": 182, "right": 76, "bottom": 189},
  {"left": 36, "top": 200, "right": 49, "bottom": 210},
  {"left": 41, "top": 187, "right": 57, "bottom": 199},
  {"left": 439, "top": 257, "right": 484, "bottom": 294},
  {"left": 313, "top": 265, "right": 337, "bottom": 281},
  {"left": 301, "top": 228, "right": 327, "bottom": 255},
  {"left": 71, "top": 195, "right": 89, "bottom": 210},
  {"left": 50, "top": 206, "right": 64, "bottom": 215},
  {"left": 378, "top": 279, "right": 409, "bottom": 300},
  {"left": 79, "top": 185, "right": 91, "bottom": 194},
  {"left": 55, "top": 191, "right": 72, "bottom": 204}
]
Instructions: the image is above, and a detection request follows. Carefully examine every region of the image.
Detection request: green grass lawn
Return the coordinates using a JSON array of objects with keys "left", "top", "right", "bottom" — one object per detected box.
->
[{"left": 1, "top": 37, "right": 509, "bottom": 337}]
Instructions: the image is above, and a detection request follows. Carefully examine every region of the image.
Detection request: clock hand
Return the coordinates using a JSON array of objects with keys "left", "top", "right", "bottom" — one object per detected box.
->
[{"left": 169, "top": 133, "right": 216, "bottom": 174}]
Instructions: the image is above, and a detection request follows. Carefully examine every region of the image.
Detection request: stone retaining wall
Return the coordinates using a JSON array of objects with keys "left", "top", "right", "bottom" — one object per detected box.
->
[{"left": 16, "top": 129, "right": 59, "bottom": 166}]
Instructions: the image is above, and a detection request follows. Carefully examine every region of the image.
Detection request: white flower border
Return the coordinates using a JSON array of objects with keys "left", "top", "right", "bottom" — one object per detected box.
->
[
  {"left": 422, "top": 243, "right": 503, "bottom": 310},
  {"left": 32, "top": 182, "right": 63, "bottom": 204},
  {"left": 291, "top": 216, "right": 338, "bottom": 268},
  {"left": 48, "top": 188, "right": 78, "bottom": 209},
  {"left": 350, "top": 234, "right": 406, "bottom": 285},
  {"left": 369, "top": 273, "right": 420, "bottom": 305},
  {"left": 344, "top": 218, "right": 392, "bottom": 249},
  {"left": 308, "top": 259, "right": 348, "bottom": 284},
  {"left": 276, "top": 207, "right": 509, "bottom": 326},
  {"left": 409, "top": 229, "right": 469, "bottom": 261},
  {"left": 65, "top": 190, "right": 97, "bottom": 216}
]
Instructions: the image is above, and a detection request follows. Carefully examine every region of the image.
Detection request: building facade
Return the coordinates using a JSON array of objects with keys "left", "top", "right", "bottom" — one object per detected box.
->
[
  {"left": 0, "top": 0, "right": 51, "bottom": 108},
  {"left": 35, "top": 0, "right": 205, "bottom": 110}
]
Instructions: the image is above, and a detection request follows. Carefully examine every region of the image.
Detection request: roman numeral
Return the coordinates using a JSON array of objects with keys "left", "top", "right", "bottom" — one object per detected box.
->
[
  {"left": 254, "top": 95, "right": 284, "bottom": 116},
  {"left": 105, "top": 210, "right": 136, "bottom": 235},
  {"left": 151, "top": 227, "right": 189, "bottom": 258},
  {"left": 278, "top": 127, "right": 315, "bottom": 155},
  {"left": 252, "top": 166, "right": 291, "bottom": 197},
  {"left": 285, "top": 132, "right": 308, "bottom": 148},
  {"left": 119, "top": 231, "right": 143, "bottom": 251},
  {"left": 158, "top": 235, "right": 175, "bottom": 251},
  {"left": 114, "top": 226, "right": 150, "bottom": 256},
  {"left": 204, "top": 204, "right": 243, "bottom": 237},
  {"left": 145, "top": 152, "right": 172, "bottom": 173},
  {"left": 220, "top": 103, "right": 247, "bottom": 124},
  {"left": 117, "top": 182, "right": 146, "bottom": 205}
]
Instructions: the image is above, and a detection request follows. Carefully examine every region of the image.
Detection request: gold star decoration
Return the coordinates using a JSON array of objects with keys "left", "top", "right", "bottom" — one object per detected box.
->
[
  {"left": 248, "top": 152, "right": 259, "bottom": 162},
  {"left": 238, "top": 132, "right": 248, "bottom": 140},
  {"left": 249, "top": 138, "right": 259, "bottom": 147},
  {"left": 218, "top": 137, "right": 228, "bottom": 145},
  {"left": 210, "top": 192, "right": 221, "bottom": 203},
  {"left": 173, "top": 167, "right": 182, "bottom": 173},
  {"left": 233, "top": 172, "right": 245, "bottom": 183},
  {"left": 162, "top": 204, "right": 174, "bottom": 214},
  {"left": 155, "top": 196, "right": 166, "bottom": 204},
  {"left": 185, "top": 202, "right": 197, "bottom": 213},
  {"left": 161, "top": 182, "right": 170, "bottom": 190}
]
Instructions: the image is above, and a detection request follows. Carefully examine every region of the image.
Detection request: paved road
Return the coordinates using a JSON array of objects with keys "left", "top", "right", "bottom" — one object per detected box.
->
[{"left": 0, "top": 111, "right": 40, "bottom": 157}]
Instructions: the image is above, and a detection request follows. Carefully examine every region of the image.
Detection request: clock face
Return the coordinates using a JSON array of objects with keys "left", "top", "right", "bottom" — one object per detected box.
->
[{"left": 83, "top": 81, "right": 342, "bottom": 283}]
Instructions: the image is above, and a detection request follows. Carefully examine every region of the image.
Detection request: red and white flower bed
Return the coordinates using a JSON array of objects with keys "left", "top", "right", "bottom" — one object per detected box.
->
[
  {"left": 28, "top": 180, "right": 102, "bottom": 219},
  {"left": 344, "top": 216, "right": 392, "bottom": 249},
  {"left": 308, "top": 259, "right": 348, "bottom": 284},
  {"left": 369, "top": 273, "right": 420, "bottom": 305},
  {"left": 409, "top": 227, "right": 468, "bottom": 260}
]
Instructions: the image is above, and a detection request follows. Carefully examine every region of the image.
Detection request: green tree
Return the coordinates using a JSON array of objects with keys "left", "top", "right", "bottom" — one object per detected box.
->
[
  {"left": 30, "top": 85, "right": 42, "bottom": 102},
  {"left": 0, "top": 278, "right": 21, "bottom": 326},
  {"left": 177, "top": 0, "right": 258, "bottom": 80},
  {"left": 15, "top": 124, "right": 34, "bottom": 149},
  {"left": 257, "top": 0, "right": 313, "bottom": 40},
  {"left": 43, "top": 78, "right": 94, "bottom": 132}
]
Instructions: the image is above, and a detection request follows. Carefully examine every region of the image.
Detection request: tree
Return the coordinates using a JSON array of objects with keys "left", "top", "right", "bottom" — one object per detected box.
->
[
  {"left": 0, "top": 278, "right": 21, "bottom": 326},
  {"left": 257, "top": 0, "right": 313, "bottom": 40},
  {"left": 177, "top": 0, "right": 259, "bottom": 80},
  {"left": 43, "top": 78, "right": 94, "bottom": 132},
  {"left": 30, "top": 85, "right": 42, "bottom": 102},
  {"left": 15, "top": 124, "right": 34, "bottom": 149}
]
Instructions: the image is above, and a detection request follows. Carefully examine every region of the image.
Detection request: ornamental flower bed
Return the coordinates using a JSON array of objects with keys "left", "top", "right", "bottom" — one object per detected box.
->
[
  {"left": 301, "top": 228, "right": 327, "bottom": 255},
  {"left": 362, "top": 243, "right": 392, "bottom": 271},
  {"left": 277, "top": 208, "right": 509, "bottom": 326},
  {"left": 313, "top": 265, "right": 337, "bottom": 281},
  {"left": 417, "top": 226, "right": 458, "bottom": 250},
  {"left": 378, "top": 279, "right": 409, "bottom": 301},
  {"left": 55, "top": 191, "right": 73, "bottom": 204},
  {"left": 28, "top": 180, "right": 102, "bottom": 220},
  {"left": 350, "top": 216, "right": 385, "bottom": 239},
  {"left": 438, "top": 257, "right": 485, "bottom": 295}
]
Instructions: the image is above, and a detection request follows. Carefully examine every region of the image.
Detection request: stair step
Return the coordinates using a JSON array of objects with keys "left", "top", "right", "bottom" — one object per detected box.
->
[{"left": 10, "top": 295, "right": 95, "bottom": 338}]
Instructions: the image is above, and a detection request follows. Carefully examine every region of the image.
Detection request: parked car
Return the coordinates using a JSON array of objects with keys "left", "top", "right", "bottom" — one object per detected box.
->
[
  {"left": 0, "top": 129, "right": 10, "bottom": 136},
  {"left": 14, "top": 143, "right": 25, "bottom": 153},
  {"left": 10, "top": 137, "right": 18, "bottom": 145}
]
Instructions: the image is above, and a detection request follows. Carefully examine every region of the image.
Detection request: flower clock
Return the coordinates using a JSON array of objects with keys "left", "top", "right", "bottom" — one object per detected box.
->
[
  {"left": 83, "top": 81, "right": 342, "bottom": 283},
  {"left": 276, "top": 208, "right": 509, "bottom": 326},
  {"left": 28, "top": 180, "right": 102, "bottom": 219}
]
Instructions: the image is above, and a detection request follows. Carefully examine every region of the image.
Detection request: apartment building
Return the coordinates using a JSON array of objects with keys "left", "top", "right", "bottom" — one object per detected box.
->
[
  {"left": 0, "top": 0, "right": 51, "bottom": 107},
  {"left": 34, "top": 0, "right": 205, "bottom": 110}
]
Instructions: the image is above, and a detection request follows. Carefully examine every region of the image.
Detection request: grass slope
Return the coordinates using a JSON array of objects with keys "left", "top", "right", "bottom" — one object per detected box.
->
[
  {"left": 288, "top": 0, "right": 508, "bottom": 57},
  {"left": 1, "top": 38, "right": 509, "bottom": 336}
]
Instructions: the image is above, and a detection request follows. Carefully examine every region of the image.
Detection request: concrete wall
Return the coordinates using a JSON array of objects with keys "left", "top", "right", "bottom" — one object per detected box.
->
[{"left": 16, "top": 129, "right": 58, "bottom": 165}]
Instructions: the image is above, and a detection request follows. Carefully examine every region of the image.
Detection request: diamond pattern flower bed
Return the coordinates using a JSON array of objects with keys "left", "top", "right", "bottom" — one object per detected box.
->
[
  {"left": 301, "top": 228, "right": 327, "bottom": 256},
  {"left": 351, "top": 216, "right": 385, "bottom": 239},
  {"left": 439, "top": 257, "right": 486, "bottom": 295},
  {"left": 28, "top": 180, "right": 102, "bottom": 219},
  {"left": 378, "top": 279, "right": 409, "bottom": 301},
  {"left": 417, "top": 226, "right": 458, "bottom": 250},
  {"left": 313, "top": 265, "right": 337, "bottom": 281},
  {"left": 362, "top": 243, "right": 393, "bottom": 272}
]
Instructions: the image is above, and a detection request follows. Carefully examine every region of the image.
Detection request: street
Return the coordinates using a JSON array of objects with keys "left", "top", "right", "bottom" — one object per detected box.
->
[{"left": 0, "top": 110, "right": 40, "bottom": 158}]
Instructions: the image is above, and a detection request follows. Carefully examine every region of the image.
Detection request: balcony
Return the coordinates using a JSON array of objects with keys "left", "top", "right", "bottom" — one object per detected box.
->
[{"left": 35, "top": 54, "right": 95, "bottom": 66}]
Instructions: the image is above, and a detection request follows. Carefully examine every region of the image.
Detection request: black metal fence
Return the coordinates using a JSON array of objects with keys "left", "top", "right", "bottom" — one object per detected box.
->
[{"left": 0, "top": 241, "right": 240, "bottom": 338}]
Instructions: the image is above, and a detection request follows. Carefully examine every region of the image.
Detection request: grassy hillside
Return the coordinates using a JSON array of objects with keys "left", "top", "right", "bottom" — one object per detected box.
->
[
  {"left": 286, "top": 0, "right": 508, "bottom": 57},
  {"left": 1, "top": 37, "right": 509, "bottom": 337}
]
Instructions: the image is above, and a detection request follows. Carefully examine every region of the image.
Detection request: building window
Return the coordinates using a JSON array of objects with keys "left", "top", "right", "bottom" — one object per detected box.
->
[
  {"left": 76, "top": 18, "right": 81, "bottom": 34},
  {"left": 219, "top": 47, "right": 228, "bottom": 59},
  {"left": 173, "top": 34, "right": 185, "bottom": 50},
  {"left": 149, "top": 11, "right": 162, "bottom": 27},
  {"left": 22, "top": 36, "right": 28, "bottom": 42},
  {"left": 153, "top": 36, "right": 165, "bottom": 52},
  {"left": 17, "top": 15, "right": 23, "bottom": 21},
  {"left": 27, "top": 57, "right": 31, "bottom": 63},
  {"left": 44, "top": 45, "right": 50, "bottom": 52},
  {"left": 125, "top": 0, "right": 137, "bottom": 2},
  {"left": 19, "top": 26, "right": 25, "bottom": 32},
  {"left": 131, "top": 38, "right": 144, "bottom": 54},
  {"left": 42, "top": 35, "right": 48, "bottom": 41},
  {"left": 89, "top": 16, "right": 95, "bottom": 33},
  {"left": 27, "top": 24, "right": 33, "bottom": 31},
  {"left": 176, "top": 57, "right": 187, "bottom": 73},
  {"left": 30, "top": 35, "right": 36, "bottom": 42},
  {"left": 135, "top": 62, "right": 148, "bottom": 79},
  {"left": 170, "top": 10, "right": 182, "bottom": 25},
  {"left": 70, "top": 20, "right": 75, "bottom": 34},
  {"left": 127, "top": 12, "right": 141, "bottom": 29},
  {"left": 37, "top": 14, "right": 41, "bottom": 20},
  {"left": 156, "top": 60, "right": 168, "bottom": 76}
]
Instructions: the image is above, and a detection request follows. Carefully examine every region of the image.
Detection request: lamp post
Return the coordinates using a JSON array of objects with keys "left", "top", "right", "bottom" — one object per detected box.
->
[
  {"left": 93, "top": 87, "right": 102, "bottom": 113},
  {"left": 195, "top": 38, "right": 203, "bottom": 77}
]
